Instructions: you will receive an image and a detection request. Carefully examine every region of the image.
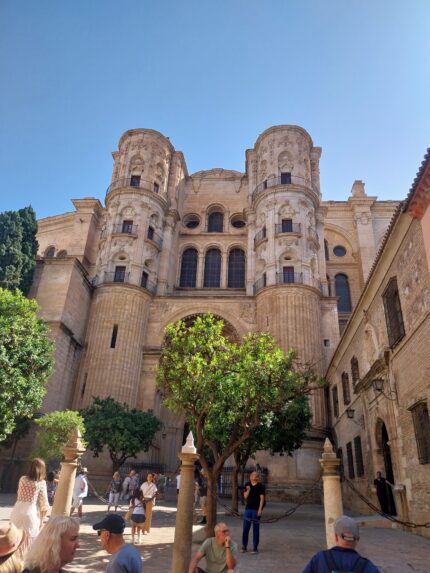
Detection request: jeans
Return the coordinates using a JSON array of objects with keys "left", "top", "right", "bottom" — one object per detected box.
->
[{"left": 242, "top": 508, "right": 260, "bottom": 550}]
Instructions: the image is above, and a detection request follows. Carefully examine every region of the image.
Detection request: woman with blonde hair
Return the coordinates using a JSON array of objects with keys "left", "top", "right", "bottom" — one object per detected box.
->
[
  {"left": 10, "top": 458, "right": 49, "bottom": 549},
  {"left": 107, "top": 471, "right": 122, "bottom": 512},
  {"left": 23, "top": 516, "right": 79, "bottom": 573}
]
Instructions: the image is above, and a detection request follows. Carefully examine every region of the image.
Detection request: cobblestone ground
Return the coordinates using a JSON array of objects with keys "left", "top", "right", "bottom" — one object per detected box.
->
[{"left": 1, "top": 489, "right": 429, "bottom": 573}]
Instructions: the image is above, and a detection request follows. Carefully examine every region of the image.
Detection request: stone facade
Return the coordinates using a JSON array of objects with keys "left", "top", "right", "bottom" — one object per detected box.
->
[
  {"left": 1, "top": 125, "right": 400, "bottom": 494},
  {"left": 326, "top": 149, "right": 430, "bottom": 537}
]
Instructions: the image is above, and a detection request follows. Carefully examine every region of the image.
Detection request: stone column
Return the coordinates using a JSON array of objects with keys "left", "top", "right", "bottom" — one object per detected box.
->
[
  {"left": 320, "top": 438, "right": 343, "bottom": 548},
  {"left": 51, "top": 428, "right": 86, "bottom": 517},
  {"left": 171, "top": 433, "right": 199, "bottom": 573}
]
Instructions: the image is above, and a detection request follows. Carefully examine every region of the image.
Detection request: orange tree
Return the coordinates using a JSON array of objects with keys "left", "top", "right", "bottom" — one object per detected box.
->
[{"left": 156, "top": 314, "right": 315, "bottom": 534}]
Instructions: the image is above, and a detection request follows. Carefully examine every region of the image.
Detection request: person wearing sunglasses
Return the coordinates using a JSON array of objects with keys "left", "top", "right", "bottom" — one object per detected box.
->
[
  {"left": 93, "top": 514, "right": 142, "bottom": 573},
  {"left": 188, "top": 522, "right": 237, "bottom": 573}
]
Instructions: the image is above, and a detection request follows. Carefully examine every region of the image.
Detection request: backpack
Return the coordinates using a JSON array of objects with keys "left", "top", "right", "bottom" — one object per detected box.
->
[{"left": 322, "top": 550, "right": 369, "bottom": 573}]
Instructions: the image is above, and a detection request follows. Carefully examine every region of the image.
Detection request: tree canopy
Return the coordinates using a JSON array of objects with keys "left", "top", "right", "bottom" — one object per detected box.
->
[
  {"left": 0, "top": 207, "right": 38, "bottom": 295},
  {"left": 81, "top": 397, "right": 162, "bottom": 471},
  {"left": 34, "top": 410, "right": 86, "bottom": 461},
  {"left": 156, "top": 313, "right": 316, "bottom": 531},
  {"left": 0, "top": 288, "right": 55, "bottom": 442}
]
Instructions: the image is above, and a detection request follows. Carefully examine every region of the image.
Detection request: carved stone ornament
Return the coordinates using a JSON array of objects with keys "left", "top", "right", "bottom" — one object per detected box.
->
[{"left": 240, "top": 303, "right": 255, "bottom": 324}]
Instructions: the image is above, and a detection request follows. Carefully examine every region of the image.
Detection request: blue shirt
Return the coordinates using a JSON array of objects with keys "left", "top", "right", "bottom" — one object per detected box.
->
[
  {"left": 302, "top": 547, "right": 381, "bottom": 573},
  {"left": 106, "top": 543, "right": 143, "bottom": 573}
]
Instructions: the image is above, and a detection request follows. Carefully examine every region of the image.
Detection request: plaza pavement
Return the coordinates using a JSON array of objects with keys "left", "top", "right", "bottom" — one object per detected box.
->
[{"left": 1, "top": 489, "right": 429, "bottom": 573}]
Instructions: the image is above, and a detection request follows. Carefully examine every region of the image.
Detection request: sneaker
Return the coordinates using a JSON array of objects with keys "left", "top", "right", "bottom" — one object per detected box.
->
[
  {"left": 240, "top": 548, "right": 247, "bottom": 553},
  {"left": 251, "top": 550, "right": 258, "bottom": 554}
]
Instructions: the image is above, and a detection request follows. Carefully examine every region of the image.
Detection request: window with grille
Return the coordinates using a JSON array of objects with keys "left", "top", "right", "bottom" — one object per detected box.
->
[
  {"left": 341, "top": 372, "right": 351, "bottom": 405},
  {"left": 354, "top": 436, "right": 364, "bottom": 476},
  {"left": 141, "top": 271, "right": 148, "bottom": 289},
  {"left": 351, "top": 356, "right": 360, "bottom": 386},
  {"left": 335, "top": 273, "right": 352, "bottom": 312},
  {"left": 281, "top": 218, "right": 293, "bottom": 233},
  {"left": 383, "top": 277, "right": 405, "bottom": 348},
  {"left": 147, "top": 226, "right": 155, "bottom": 241},
  {"left": 45, "top": 246, "right": 55, "bottom": 258},
  {"left": 283, "top": 266, "right": 295, "bottom": 284},
  {"left": 281, "top": 172, "right": 291, "bottom": 184},
  {"left": 114, "top": 266, "right": 126, "bottom": 282},
  {"left": 208, "top": 212, "right": 224, "bottom": 232},
  {"left": 130, "top": 175, "right": 141, "bottom": 187},
  {"left": 346, "top": 441, "right": 355, "bottom": 478},
  {"left": 122, "top": 220, "right": 133, "bottom": 233},
  {"left": 227, "top": 248, "right": 245, "bottom": 288},
  {"left": 332, "top": 386, "right": 339, "bottom": 418},
  {"left": 410, "top": 402, "right": 430, "bottom": 464},
  {"left": 179, "top": 248, "right": 198, "bottom": 287},
  {"left": 203, "top": 249, "right": 221, "bottom": 287}
]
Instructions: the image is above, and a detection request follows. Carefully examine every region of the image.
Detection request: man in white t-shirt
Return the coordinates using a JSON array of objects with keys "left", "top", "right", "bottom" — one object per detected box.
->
[{"left": 70, "top": 467, "right": 88, "bottom": 518}]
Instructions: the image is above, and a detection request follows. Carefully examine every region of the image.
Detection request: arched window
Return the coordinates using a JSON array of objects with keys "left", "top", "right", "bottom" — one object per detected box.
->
[
  {"left": 324, "top": 240, "right": 329, "bottom": 261},
  {"left": 208, "top": 212, "right": 224, "bottom": 233},
  {"left": 351, "top": 356, "right": 360, "bottom": 386},
  {"left": 203, "top": 249, "right": 221, "bottom": 287},
  {"left": 44, "top": 246, "right": 55, "bottom": 258},
  {"left": 335, "top": 273, "right": 352, "bottom": 312},
  {"left": 228, "top": 248, "right": 245, "bottom": 288},
  {"left": 179, "top": 248, "right": 198, "bottom": 287},
  {"left": 57, "top": 250, "right": 67, "bottom": 258}
]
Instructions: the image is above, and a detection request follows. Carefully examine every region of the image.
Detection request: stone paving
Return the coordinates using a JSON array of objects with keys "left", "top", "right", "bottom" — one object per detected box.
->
[{"left": 1, "top": 490, "right": 429, "bottom": 573}]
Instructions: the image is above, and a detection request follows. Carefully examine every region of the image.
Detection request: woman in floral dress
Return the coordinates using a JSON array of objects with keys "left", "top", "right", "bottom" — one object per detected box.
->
[{"left": 10, "top": 458, "right": 49, "bottom": 551}]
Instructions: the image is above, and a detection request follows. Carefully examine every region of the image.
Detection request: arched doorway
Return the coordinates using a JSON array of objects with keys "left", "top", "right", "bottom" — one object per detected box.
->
[{"left": 377, "top": 420, "right": 397, "bottom": 515}]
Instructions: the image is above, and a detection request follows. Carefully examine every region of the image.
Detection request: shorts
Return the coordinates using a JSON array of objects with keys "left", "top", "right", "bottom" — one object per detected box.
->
[
  {"left": 131, "top": 514, "right": 146, "bottom": 524},
  {"left": 72, "top": 497, "right": 83, "bottom": 509},
  {"left": 109, "top": 492, "right": 120, "bottom": 505}
]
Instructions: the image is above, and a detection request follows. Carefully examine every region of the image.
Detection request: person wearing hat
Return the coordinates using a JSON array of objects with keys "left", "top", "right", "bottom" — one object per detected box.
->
[
  {"left": 93, "top": 514, "right": 142, "bottom": 573},
  {"left": 302, "top": 515, "right": 381, "bottom": 573},
  {"left": 70, "top": 467, "right": 88, "bottom": 519},
  {"left": 0, "top": 522, "right": 26, "bottom": 573}
]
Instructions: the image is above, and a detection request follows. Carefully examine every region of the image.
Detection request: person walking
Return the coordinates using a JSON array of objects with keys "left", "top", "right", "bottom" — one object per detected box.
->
[
  {"left": 70, "top": 468, "right": 88, "bottom": 518},
  {"left": 373, "top": 471, "right": 393, "bottom": 515},
  {"left": 241, "top": 471, "right": 265, "bottom": 554},
  {"left": 302, "top": 515, "right": 381, "bottom": 572},
  {"left": 107, "top": 472, "right": 122, "bottom": 513},
  {"left": 140, "top": 473, "right": 157, "bottom": 534},
  {"left": 93, "top": 514, "right": 142, "bottom": 573},
  {"left": 129, "top": 490, "right": 146, "bottom": 545},
  {"left": 10, "top": 458, "right": 49, "bottom": 550}
]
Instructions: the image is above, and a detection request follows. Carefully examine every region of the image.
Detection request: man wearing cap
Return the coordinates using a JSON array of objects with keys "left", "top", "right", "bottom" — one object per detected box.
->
[
  {"left": 302, "top": 515, "right": 381, "bottom": 573},
  {"left": 93, "top": 514, "right": 142, "bottom": 573},
  {"left": 70, "top": 467, "right": 88, "bottom": 518}
]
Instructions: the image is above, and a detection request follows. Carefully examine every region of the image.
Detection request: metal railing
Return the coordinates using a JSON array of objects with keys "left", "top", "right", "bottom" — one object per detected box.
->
[
  {"left": 276, "top": 271, "right": 303, "bottom": 285},
  {"left": 254, "top": 227, "right": 267, "bottom": 245},
  {"left": 104, "top": 271, "right": 131, "bottom": 284},
  {"left": 252, "top": 174, "right": 309, "bottom": 202},
  {"left": 147, "top": 230, "right": 163, "bottom": 249},
  {"left": 106, "top": 177, "right": 161, "bottom": 197},
  {"left": 275, "top": 222, "right": 301, "bottom": 235},
  {"left": 112, "top": 224, "right": 139, "bottom": 235},
  {"left": 253, "top": 275, "right": 267, "bottom": 294}
]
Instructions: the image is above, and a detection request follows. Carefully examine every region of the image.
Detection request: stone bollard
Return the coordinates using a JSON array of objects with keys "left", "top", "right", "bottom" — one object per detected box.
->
[
  {"left": 171, "top": 432, "right": 199, "bottom": 573},
  {"left": 51, "top": 428, "right": 86, "bottom": 517},
  {"left": 320, "top": 437, "right": 343, "bottom": 548}
]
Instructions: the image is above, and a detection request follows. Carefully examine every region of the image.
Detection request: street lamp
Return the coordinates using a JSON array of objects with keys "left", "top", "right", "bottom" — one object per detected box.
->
[
  {"left": 372, "top": 378, "right": 397, "bottom": 401},
  {"left": 346, "top": 407, "right": 365, "bottom": 429}
]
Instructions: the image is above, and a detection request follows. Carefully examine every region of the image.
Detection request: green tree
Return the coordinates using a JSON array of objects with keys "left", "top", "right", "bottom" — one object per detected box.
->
[
  {"left": 156, "top": 314, "right": 316, "bottom": 533},
  {"left": 34, "top": 410, "right": 86, "bottom": 461},
  {"left": 231, "top": 396, "right": 312, "bottom": 512},
  {"left": 0, "top": 288, "right": 55, "bottom": 442},
  {"left": 81, "top": 397, "right": 162, "bottom": 472},
  {"left": 0, "top": 207, "right": 38, "bottom": 295}
]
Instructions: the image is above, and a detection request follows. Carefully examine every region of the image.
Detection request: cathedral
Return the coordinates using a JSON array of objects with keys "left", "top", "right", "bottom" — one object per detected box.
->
[{"left": 19, "top": 125, "right": 402, "bottom": 494}]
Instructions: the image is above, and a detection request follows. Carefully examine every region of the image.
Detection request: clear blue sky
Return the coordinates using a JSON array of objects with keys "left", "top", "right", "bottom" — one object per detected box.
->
[{"left": 1, "top": 1, "right": 429, "bottom": 220}]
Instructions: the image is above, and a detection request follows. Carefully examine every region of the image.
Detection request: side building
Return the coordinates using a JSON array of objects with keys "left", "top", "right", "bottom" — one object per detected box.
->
[
  {"left": 326, "top": 148, "right": 430, "bottom": 538},
  {"left": 0, "top": 125, "right": 398, "bottom": 494}
]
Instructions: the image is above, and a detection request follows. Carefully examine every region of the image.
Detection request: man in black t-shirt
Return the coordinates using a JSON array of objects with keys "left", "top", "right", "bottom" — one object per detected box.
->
[{"left": 241, "top": 471, "right": 265, "bottom": 554}]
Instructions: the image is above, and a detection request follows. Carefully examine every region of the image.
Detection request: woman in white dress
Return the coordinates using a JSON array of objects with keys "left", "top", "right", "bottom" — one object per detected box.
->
[
  {"left": 139, "top": 473, "right": 157, "bottom": 534},
  {"left": 10, "top": 458, "right": 49, "bottom": 551}
]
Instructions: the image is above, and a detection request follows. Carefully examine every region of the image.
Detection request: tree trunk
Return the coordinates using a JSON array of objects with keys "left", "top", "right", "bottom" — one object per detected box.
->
[{"left": 205, "top": 470, "right": 219, "bottom": 538}]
